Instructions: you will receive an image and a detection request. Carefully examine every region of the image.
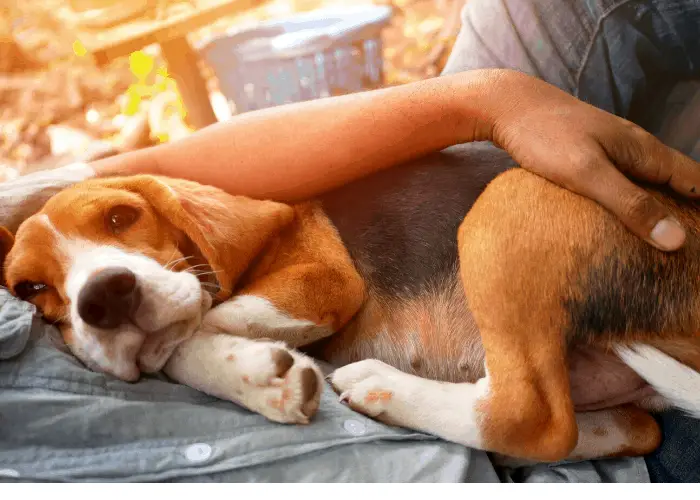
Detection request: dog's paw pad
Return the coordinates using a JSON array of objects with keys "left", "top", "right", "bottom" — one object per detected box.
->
[
  {"left": 270, "top": 348, "right": 295, "bottom": 378},
  {"left": 300, "top": 367, "right": 320, "bottom": 417},
  {"left": 233, "top": 341, "right": 323, "bottom": 424}
]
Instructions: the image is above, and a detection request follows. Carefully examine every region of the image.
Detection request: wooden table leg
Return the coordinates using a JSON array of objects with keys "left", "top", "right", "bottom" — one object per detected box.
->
[{"left": 160, "top": 36, "right": 218, "bottom": 129}]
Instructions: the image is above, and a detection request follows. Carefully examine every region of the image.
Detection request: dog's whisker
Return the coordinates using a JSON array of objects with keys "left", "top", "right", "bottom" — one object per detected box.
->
[
  {"left": 163, "top": 248, "right": 179, "bottom": 271},
  {"left": 191, "top": 271, "right": 221, "bottom": 278},
  {"left": 181, "top": 263, "right": 213, "bottom": 274},
  {"left": 166, "top": 255, "right": 194, "bottom": 271}
]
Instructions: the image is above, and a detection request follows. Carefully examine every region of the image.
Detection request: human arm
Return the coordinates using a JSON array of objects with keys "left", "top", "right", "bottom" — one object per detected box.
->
[{"left": 4, "top": 69, "right": 700, "bottom": 250}]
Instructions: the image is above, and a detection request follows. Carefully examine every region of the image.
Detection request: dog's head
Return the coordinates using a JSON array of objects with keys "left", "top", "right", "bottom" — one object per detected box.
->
[{"left": 2, "top": 175, "right": 294, "bottom": 381}]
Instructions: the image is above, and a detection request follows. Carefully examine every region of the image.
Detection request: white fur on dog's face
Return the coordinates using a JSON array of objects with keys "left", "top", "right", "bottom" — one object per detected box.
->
[
  {"left": 63, "top": 241, "right": 211, "bottom": 381},
  {"left": 6, "top": 214, "right": 211, "bottom": 382}
]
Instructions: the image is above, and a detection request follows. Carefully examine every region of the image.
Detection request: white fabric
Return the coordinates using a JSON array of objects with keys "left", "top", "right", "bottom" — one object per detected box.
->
[{"left": 0, "top": 163, "right": 95, "bottom": 232}]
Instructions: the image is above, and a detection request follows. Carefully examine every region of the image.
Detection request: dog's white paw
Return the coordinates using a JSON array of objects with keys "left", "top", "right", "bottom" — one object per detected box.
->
[
  {"left": 232, "top": 340, "right": 323, "bottom": 424},
  {"left": 329, "top": 359, "right": 410, "bottom": 423},
  {"left": 166, "top": 334, "right": 323, "bottom": 425}
]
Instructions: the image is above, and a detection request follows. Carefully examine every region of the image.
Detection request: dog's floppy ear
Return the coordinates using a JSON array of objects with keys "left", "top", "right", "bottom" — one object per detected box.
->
[
  {"left": 99, "top": 175, "right": 294, "bottom": 301},
  {"left": 0, "top": 226, "right": 14, "bottom": 286}
]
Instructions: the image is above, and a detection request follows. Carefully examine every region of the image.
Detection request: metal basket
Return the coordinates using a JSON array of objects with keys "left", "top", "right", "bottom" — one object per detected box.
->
[{"left": 199, "top": 5, "right": 393, "bottom": 114}]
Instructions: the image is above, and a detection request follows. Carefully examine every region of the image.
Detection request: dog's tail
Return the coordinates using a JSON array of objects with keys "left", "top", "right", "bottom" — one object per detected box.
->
[{"left": 616, "top": 344, "right": 700, "bottom": 418}]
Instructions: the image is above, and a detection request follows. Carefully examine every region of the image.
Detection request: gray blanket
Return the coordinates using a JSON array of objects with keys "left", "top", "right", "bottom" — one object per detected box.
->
[{"left": 0, "top": 289, "right": 648, "bottom": 482}]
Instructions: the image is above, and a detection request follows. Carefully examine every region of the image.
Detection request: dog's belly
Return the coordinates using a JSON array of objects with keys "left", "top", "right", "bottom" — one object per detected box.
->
[
  {"left": 567, "top": 346, "right": 657, "bottom": 411},
  {"left": 315, "top": 281, "right": 487, "bottom": 382},
  {"left": 318, "top": 292, "right": 657, "bottom": 412}
]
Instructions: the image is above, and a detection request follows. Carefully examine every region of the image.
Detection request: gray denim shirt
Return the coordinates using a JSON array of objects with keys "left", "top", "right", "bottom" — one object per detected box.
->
[
  {"left": 0, "top": 289, "right": 494, "bottom": 482},
  {"left": 0, "top": 289, "right": 648, "bottom": 482}
]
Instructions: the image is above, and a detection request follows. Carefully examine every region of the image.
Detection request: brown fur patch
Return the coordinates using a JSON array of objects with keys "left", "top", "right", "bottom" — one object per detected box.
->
[
  {"left": 456, "top": 169, "right": 580, "bottom": 461},
  {"left": 235, "top": 202, "right": 365, "bottom": 346},
  {"left": 4, "top": 216, "right": 70, "bottom": 323},
  {"left": 364, "top": 390, "right": 393, "bottom": 404}
]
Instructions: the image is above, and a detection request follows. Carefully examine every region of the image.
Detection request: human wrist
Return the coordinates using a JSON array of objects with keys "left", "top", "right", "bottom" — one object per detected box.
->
[{"left": 445, "top": 68, "right": 527, "bottom": 145}]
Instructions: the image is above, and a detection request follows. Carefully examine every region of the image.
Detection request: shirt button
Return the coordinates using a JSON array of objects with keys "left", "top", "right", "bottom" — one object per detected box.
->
[
  {"left": 0, "top": 469, "right": 20, "bottom": 478},
  {"left": 343, "top": 419, "right": 366, "bottom": 436},
  {"left": 184, "top": 443, "right": 212, "bottom": 463}
]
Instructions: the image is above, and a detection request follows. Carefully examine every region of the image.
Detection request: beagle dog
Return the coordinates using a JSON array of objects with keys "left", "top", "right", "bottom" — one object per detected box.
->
[{"left": 2, "top": 145, "right": 700, "bottom": 463}]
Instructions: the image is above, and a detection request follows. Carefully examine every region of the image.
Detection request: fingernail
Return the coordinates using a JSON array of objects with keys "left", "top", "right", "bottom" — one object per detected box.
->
[{"left": 650, "top": 218, "right": 686, "bottom": 250}]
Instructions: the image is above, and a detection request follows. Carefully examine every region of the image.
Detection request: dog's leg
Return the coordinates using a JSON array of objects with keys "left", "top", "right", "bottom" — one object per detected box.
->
[
  {"left": 202, "top": 262, "right": 364, "bottom": 348},
  {"left": 164, "top": 331, "right": 323, "bottom": 424},
  {"left": 492, "top": 405, "right": 661, "bottom": 467},
  {"left": 567, "top": 406, "right": 661, "bottom": 460},
  {"left": 329, "top": 349, "right": 575, "bottom": 462},
  {"left": 330, "top": 358, "right": 489, "bottom": 445},
  {"left": 454, "top": 183, "right": 580, "bottom": 461},
  {"left": 330, "top": 361, "right": 660, "bottom": 461}
]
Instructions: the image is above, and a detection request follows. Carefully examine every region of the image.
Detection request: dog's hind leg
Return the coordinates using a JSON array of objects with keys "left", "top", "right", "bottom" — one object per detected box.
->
[
  {"left": 568, "top": 406, "right": 660, "bottom": 461},
  {"left": 329, "top": 358, "right": 660, "bottom": 462},
  {"left": 329, "top": 338, "right": 576, "bottom": 462},
  {"left": 451, "top": 190, "right": 581, "bottom": 461},
  {"left": 330, "top": 358, "right": 490, "bottom": 448},
  {"left": 493, "top": 405, "right": 661, "bottom": 466}
]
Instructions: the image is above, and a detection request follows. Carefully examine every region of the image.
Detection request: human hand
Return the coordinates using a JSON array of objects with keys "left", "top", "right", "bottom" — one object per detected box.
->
[
  {"left": 487, "top": 70, "right": 700, "bottom": 251},
  {"left": 0, "top": 163, "right": 95, "bottom": 233}
]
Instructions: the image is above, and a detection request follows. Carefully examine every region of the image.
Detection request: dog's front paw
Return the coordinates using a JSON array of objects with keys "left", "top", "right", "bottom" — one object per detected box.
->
[
  {"left": 233, "top": 341, "right": 323, "bottom": 424},
  {"left": 330, "top": 359, "right": 408, "bottom": 424}
]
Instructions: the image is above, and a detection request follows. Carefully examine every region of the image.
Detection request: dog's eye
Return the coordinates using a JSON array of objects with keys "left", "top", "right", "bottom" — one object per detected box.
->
[
  {"left": 107, "top": 205, "right": 140, "bottom": 234},
  {"left": 14, "top": 281, "right": 48, "bottom": 301}
]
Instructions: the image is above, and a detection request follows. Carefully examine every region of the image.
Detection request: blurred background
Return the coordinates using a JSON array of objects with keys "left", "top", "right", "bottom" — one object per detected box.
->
[{"left": 0, "top": 0, "right": 467, "bottom": 179}]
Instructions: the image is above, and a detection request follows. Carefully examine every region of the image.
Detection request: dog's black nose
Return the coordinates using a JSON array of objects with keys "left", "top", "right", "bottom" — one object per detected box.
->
[{"left": 77, "top": 267, "right": 140, "bottom": 329}]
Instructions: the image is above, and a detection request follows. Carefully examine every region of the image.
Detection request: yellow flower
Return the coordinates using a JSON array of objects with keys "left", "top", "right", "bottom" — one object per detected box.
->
[
  {"left": 129, "top": 51, "right": 154, "bottom": 80},
  {"left": 72, "top": 40, "right": 87, "bottom": 57},
  {"left": 156, "top": 66, "right": 170, "bottom": 78},
  {"left": 123, "top": 87, "right": 142, "bottom": 116}
]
